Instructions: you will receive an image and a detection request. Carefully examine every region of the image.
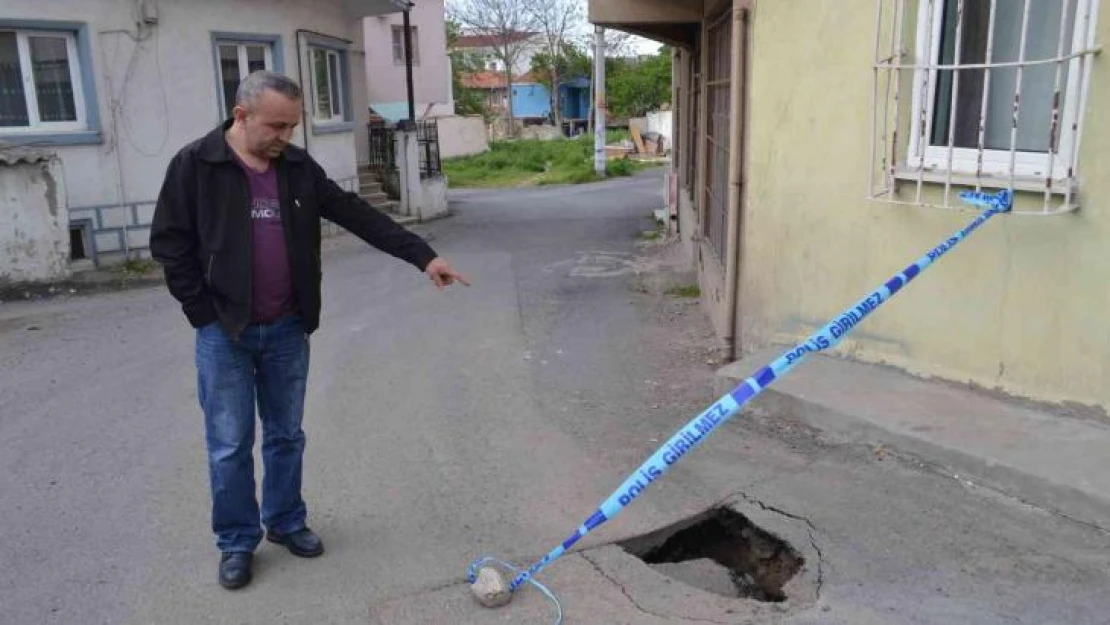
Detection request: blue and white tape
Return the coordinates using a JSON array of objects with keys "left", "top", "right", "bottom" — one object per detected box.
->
[{"left": 472, "top": 189, "right": 1013, "bottom": 597}]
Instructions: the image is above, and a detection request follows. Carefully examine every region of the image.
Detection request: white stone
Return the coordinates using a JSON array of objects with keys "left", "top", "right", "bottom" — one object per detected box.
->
[{"left": 469, "top": 566, "right": 512, "bottom": 608}]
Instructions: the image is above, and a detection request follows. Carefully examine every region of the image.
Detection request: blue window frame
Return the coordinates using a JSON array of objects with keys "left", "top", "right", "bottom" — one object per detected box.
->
[{"left": 302, "top": 32, "right": 353, "bottom": 135}]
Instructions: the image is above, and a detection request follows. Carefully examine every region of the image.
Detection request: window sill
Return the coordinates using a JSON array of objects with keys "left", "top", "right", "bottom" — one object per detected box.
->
[
  {"left": 312, "top": 122, "right": 354, "bottom": 135},
  {"left": 892, "top": 166, "right": 1076, "bottom": 196},
  {"left": 0, "top": 130, "right": 103, "bottom": 147}
]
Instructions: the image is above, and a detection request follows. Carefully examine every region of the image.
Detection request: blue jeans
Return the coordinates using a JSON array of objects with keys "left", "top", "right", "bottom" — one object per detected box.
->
[{"left": 195, "top": 315, "right": 310, "bottom": 553}]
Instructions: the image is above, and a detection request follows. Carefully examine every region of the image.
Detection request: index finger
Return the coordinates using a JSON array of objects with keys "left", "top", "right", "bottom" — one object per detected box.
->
[{"left": 453, "top": 271, "right": 472, "bottom": 287}]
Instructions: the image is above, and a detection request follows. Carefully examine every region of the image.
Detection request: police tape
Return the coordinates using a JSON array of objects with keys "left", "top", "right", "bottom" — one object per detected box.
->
[{"left": 474, "top": 189, "right": 1013, "bottom": 596}]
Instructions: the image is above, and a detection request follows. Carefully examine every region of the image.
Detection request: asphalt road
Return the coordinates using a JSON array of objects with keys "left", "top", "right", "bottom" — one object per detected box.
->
[{"left": 2, "top": 170, "right": 1108, "bottom": 625}]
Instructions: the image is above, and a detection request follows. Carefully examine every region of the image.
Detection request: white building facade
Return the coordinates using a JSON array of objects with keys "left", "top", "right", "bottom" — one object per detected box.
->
[{"left": 1, "top": 0, "right": 406, "bottom": 267}]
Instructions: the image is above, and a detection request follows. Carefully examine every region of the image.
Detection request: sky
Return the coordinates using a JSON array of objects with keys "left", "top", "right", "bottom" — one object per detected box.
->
[{"left": 568, "top": 25, "right": 665, "bottom": 57}]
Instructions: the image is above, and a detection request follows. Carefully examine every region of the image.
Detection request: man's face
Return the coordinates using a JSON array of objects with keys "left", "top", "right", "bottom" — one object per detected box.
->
[{"left": 234, "top": 89, "right": 302, "bottom": 159}]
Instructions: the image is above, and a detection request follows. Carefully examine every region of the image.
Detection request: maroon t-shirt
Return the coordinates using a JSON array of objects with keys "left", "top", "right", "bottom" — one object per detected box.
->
[{"left": 237, "top": 159, "right": 297, "bottom": 323}]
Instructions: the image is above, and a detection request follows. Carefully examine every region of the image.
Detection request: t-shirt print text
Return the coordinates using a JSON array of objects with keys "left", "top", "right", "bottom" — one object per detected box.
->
[{"left": 251, "top": 198, "right": 281, "bottom": 220}]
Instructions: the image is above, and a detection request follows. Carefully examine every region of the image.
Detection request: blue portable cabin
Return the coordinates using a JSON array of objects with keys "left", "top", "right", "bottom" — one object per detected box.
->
[
  {"left": 509, "top": 82, "right": 551, "bottom": 120},
  {"left": 509, "top": 77, "right": 589, "bottom": 121},
  {"left": 559, "top": 77, "right": 591, "bottom": 121}
]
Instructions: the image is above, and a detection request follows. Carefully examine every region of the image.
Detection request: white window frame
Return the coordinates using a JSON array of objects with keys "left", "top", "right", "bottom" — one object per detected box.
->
[
  {"left": 0, "top": 29, "right": 86, "bottom": 133},
  {"left": 215, "top": 41, "right": 274, "bottom": 119},
  {"left": 310, "top": 46, "right": 345, "bottom": 125},
  {"left": 907, "top": 0, "right": 1100, "bottom": 182},
  {"left": 391, "top": 25, "right": 420, "bottom": 66}
]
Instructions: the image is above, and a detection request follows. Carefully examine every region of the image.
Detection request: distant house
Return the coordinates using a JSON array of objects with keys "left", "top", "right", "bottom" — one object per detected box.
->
[
  {"left": 453, "top": 31, "right": 542, "bottom": 76},
  {"left": 452, "top": 30, "right": 568, "bottom": 127},
  {"left": 362, "top": 0, "right": 455, "bottom": 122},
  {"left": 459, "top": 70, "right": 588, "bottom": 130},
  {"left": 453, "top": 29, "right": 590, "bottom": 132}
]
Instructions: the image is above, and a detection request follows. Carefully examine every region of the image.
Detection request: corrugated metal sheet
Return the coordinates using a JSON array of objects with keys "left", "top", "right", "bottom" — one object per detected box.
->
[{"left": 0, "top": 147, "right": 57, "bottom": 166}]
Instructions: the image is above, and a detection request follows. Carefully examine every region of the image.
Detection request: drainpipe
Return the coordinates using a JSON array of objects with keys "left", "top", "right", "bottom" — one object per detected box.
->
[
  {"left": 593, "top": 26, "right": 606, "bottom": 176},
  {"left": 402, "top": 4, "right": 416, "bottom": 124},
  {"left": 723, "top": 4, "right": 745, "bottom": 359}
]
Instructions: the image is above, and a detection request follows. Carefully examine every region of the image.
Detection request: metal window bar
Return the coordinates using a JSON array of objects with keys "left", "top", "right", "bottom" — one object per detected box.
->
[
  {"left": 1043, "top": 0, "right": 1074, "bottom": 205},
  {"left": 974, "top": 0, "right": 998, "bottom": 190},
  {"left": 416, "top": 119, "right": 441, "bottom": 179},
  {"left": 913, "top": 0, "right": 937, "bottom": 206},
  {"left": 1066, "top": 0, "right": 1096, "bottom": 211},
  {"left": 367, "top": 119, "right": 397, "bottom": 174},
  {"left": 886, "top": 0, "right": 906, "bottom": 192},
  {"left": 1006, "top": 0, "right": 1034, "bottom": 193},
  {"left": 704, "top": 10, "right": 732, "bottom": 261},
  {"left": 868, "top": 0, "right": 885, "bottom": 201},
  {"left": 688, "top": 50, "right": 700, "bottom": 199},
  {"left": 943, "top": 0, "right": 966, "bottom": 206},
  {"left": 869, "top": 0, "right": 1101, "bottom": 215}
]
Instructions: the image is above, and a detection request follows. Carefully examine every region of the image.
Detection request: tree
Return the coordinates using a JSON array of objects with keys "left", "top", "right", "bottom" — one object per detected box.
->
[
  {"left": 525, "top": 0, "right": 582, "bottom": 129},
  {"left": 448, "top": 0, "right": 540, "bottom": 136},
  {"left": 530, "top": 41, "right": 589, "bottom": 120},
  {"left": 446, "top": 19, "right": 489, "bottom": 119},
  {"left": 606, "top": 48, "right": 672, "bottom": 119}
]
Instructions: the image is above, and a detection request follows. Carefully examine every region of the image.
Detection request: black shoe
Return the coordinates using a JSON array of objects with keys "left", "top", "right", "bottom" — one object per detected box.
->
[
  {"left": 218, "top": 552, "right": 253, "bottom": 590},
  {"left": 266, "top": 527, "right": 324, "bottom": 558}
]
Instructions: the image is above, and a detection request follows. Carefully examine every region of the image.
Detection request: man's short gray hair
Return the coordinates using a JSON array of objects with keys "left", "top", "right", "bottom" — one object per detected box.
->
[{"left": 236, "top": 71, "right": 303, "bottom": 109}]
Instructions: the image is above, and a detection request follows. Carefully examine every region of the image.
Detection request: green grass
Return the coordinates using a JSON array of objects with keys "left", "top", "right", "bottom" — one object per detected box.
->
[
  {"left": 607, "top": 158, "right": 634, "bottom": 176},
  {"left": 666, "top": 284, "right": 701, "bottom": 298},
  {"left": 119, "top": 258, "right": 158, "bottom": 275},
  {"left": 443, "top": 134, "right": 651, "bottom": 188}
]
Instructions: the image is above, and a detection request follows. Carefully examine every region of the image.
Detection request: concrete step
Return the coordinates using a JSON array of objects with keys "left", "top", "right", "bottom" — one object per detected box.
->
[
  {"left": 376, "top": 199, "right": 398, "bottom": 211},
  {"left": 359, "top": 172, "right": 382, "bottom": 185},
  {"left": 361, "top": 191, "right": 391, "bottom": 205},
  {"left": 388, "top": 213, "right": 418, "bottom": 226},
  {"left": 360, "top": 182, "right": 383, "bottom": 194}
]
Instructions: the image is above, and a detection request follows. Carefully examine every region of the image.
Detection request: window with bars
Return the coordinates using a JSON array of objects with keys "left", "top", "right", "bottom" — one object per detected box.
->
[
  {"left": 391, "top": 26, "right": 420, "bottom": 66},
  {"left": 687, "top": 48, "right": 700, "bottom": 197},
  {"left": 0, "top": 29, "right": 85, "bottom": 131},
  {"left": 870, "top": 0, "right": 1101, "bottom": 213},
  {"left": 703, "top": 10, "right": 732, "bottom": 261},
  {"left": 215, "top": 41, "right": 274, "bottom": 120}
]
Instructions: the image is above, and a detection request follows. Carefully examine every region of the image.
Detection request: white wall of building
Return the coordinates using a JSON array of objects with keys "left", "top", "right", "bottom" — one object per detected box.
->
[
  {"left": 1, "top": 0, "right": 383, "bottom": 265},
  {"left": 437, "top": 115, "right": 488, "bottom": 158},
  {"left": 464, "top": 38, "right": 543, "bottom": 77},
  {"left": 362, "top": 0, "right": 453, "bottom": 119}
]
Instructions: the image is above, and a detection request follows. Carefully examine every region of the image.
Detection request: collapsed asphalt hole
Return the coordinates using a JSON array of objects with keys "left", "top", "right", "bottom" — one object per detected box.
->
[{"left": 618, "top": 507, "right": 803, "bottom": 602}]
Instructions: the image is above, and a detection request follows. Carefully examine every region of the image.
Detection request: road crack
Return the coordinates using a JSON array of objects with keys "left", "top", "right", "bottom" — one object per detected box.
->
[
  {"left": 883, "top": 448, "right": 1110, "bottom": 537},
  {"left": 577, "top": 552, "right": 738, "bottom": 625}
]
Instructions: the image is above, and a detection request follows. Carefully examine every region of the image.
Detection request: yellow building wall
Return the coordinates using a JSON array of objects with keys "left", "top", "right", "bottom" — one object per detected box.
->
[{"left": 738, "top": 0, "right": 1110, "bottom": 409}]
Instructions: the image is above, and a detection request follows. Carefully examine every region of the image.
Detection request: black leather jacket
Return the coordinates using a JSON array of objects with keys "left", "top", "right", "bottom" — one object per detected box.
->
[{"left": 151, "top": 121, "right": 437, "bottom": 336}]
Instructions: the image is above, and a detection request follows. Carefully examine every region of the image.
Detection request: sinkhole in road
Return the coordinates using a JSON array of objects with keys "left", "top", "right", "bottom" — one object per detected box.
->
[{"left": 618, "top": 507, "right": 803, "bottom": 602}]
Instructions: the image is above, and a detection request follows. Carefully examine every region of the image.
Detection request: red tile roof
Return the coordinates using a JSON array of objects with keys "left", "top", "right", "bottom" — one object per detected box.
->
[{"left": 460, "top": 71, "right": 539, "bottom": 89}]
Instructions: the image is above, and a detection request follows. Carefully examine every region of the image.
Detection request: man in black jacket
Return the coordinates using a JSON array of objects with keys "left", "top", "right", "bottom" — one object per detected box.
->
[{"left": 151, "top": 71, "right": 468, "bottom": 590}]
